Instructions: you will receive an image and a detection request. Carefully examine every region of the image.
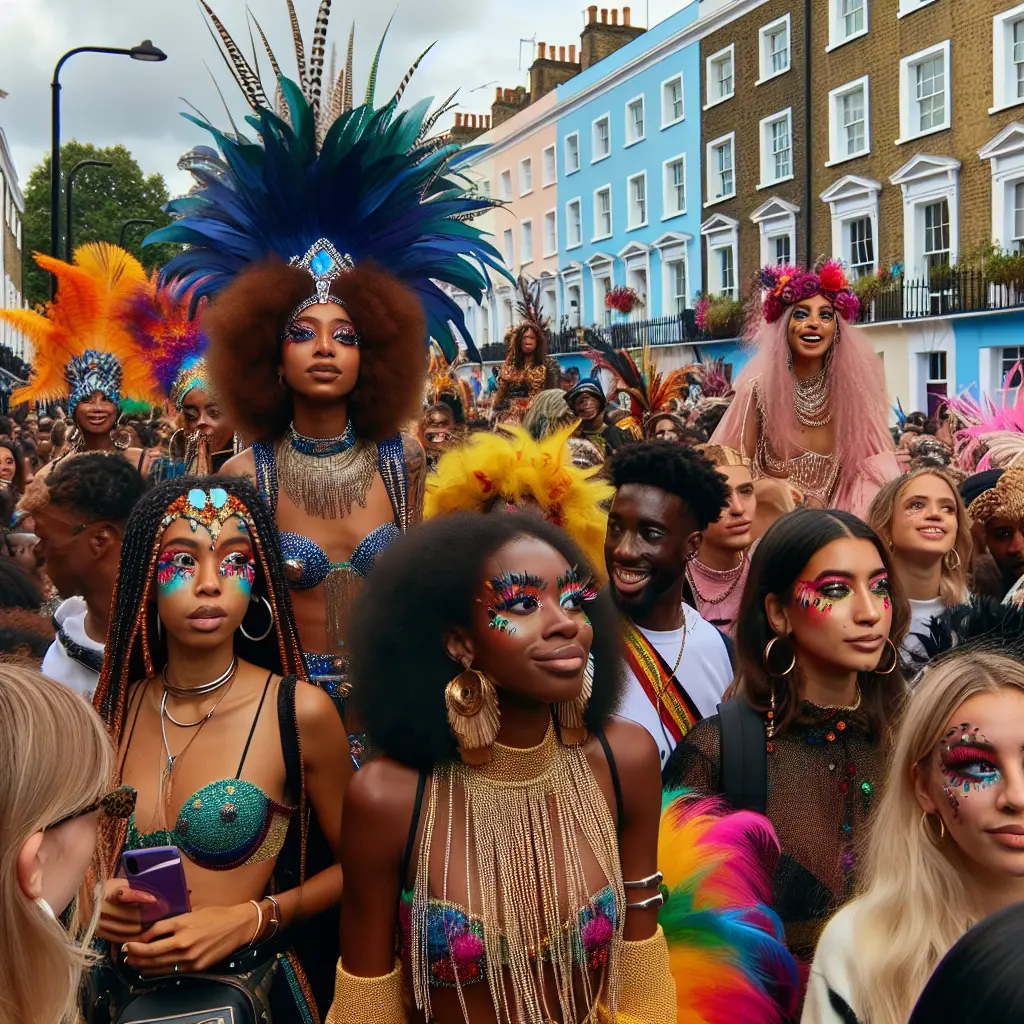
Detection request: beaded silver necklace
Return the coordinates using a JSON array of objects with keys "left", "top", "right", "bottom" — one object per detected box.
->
[{"left": 793, "top": 365, "right": 832, "bottom": 428}]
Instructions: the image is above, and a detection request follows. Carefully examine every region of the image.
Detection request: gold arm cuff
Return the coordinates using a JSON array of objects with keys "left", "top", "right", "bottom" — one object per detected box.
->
[
  {"left": 600, "top": 925, "right": 677, "bottom": 1024},
  {"left": 325, "top": 959, "right": 406, "bottom": 1024}
]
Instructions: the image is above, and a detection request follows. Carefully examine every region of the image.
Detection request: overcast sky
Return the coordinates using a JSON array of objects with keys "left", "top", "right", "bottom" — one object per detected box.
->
[{"left": 0, "top": 0, "right": 683, "bottom": 199}]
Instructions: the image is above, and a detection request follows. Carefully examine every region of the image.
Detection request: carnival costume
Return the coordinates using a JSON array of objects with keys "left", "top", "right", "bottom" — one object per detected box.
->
[
  {"left": 493, "top": 276, "right": 561, "bottom": 424},
  {"left": 126, "top": 279, "right": 237, "bottom": 476},
  {"left": 425, "top": 422, "right": 613, "bottom": 580},
  {"left": 0, "top": 243, "right": 154, "bottom": 456},
  {"left": 420, "top": 342, "right": 470, "bottom": 469},
  {"left": 92, "top": 480, "right": 331, "bottom": 1022},
  {"left": 148, "top": 3, "right": 505, "bottom": 702},
  {"left": 711, "top": 261, "right": 898, "bottom": 514},
  {"left": 945, "top": 360, "right": 1024, "bottom": 472}
]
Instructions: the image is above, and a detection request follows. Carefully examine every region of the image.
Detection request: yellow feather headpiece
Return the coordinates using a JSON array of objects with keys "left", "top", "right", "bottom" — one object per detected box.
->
[
  {"left": 425, "top": 423, "right": 613, "bottom": 580},
  {"left": 0, "top": 243, "right": 155, "bottom": 411}
]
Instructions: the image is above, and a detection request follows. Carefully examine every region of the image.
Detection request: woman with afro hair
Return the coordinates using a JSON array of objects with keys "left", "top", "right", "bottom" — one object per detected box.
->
[
  {"left": 711, "top": 262, "right": 898, "bottom": 515},
  {"left": 328, "top": 512, "right": 675, "bottom": 1024}
]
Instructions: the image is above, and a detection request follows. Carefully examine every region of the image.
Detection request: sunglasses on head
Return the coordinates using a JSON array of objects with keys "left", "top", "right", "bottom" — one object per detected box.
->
[{"left": 48, "top": 784, "right": 136, "bottom": 830}]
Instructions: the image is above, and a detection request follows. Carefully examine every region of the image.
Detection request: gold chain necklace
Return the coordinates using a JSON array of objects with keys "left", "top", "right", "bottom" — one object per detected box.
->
[{"left": 277, "top": 429, "right": 376, "bottom": 519}]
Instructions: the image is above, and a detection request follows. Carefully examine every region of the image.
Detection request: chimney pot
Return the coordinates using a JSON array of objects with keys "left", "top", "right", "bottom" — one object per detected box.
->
[
  {"left": 569, "top": 44, "right": 577, "bottom": 62},
  {"left": 623, "top": 6, "right": 631, "bottom": 25},
  {"left": 455, "top": 113, "right": 462, "bottom": 127},
  {"left": 471, "top": 114, "right": 477, "bottom": 128},
  {"left": 600, "top": 8, "right": 608, "bottom": 23},
  {"left": 611, "top": 8, "right": 618, "bottom": 24},
  {"left": 538, "top": 41, "right": 546, "bottom": 59},
  {"left": 587, "top": 5, "right": 597, "bottom": 23},
  {"left": 505, "top": 88, "right": 514, "bottom": 101},
  {"left": 559, "top": 45, "right": 566, "bottom": 61},
  {"left": 495, "top": 86, "right": 502, "bottom": 100}
]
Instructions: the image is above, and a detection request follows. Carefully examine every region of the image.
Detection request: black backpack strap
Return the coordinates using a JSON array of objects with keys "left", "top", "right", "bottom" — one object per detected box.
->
[
  {"left": 717, "top": 696, "right": 768, "bottom": 814},
  {"left": 720, "top": 630, "right": 736, "bottom": 671},
  {"left": 595, "top": 730, "right": 625, "bottom": 840}
]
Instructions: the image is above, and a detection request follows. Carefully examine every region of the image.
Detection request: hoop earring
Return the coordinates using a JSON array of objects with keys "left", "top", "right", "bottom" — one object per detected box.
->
[
  {"left": 555, "top": 654, "right": 593, "bottom": 746},
  {"left": 763, "top": 635, "right": 796, "bottom": 677},
  {"left": 944, "top": 548, "right": 962, "bottom": 573},
  {"left": 875, "top": 638, "right": 899, "bottom": 675},
  {"left": 239, "top": 596, "right": 275, "bottom": 642},
  {"left": 922, "top": 811, "right": 945, "bottom": 842},
  {"left": 445, "top": 665, "right": 500, "bottom": 766}
]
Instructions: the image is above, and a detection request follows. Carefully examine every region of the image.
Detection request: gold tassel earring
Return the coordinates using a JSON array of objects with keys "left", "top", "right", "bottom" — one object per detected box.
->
[
  {"left": 555, "top": 654, "right": 593, "bottom": 746},
  {"left": 445, "top": 664, "right": 500, "bottom": 766}
]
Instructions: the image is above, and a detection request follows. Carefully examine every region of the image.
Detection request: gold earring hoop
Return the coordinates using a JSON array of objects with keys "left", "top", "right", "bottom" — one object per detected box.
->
[
  {"left": 875, "top": 638, "right": 899, "bottom": 675},
  {"left": 555, "top": 654, "right": 593, "bottom": 746},
  {"left": 445, "top": 666, "right": 500, "bottom": 766},
  {"left": 763, "top": 635, "right": 796, "bottom": 677},
  {"left": 944, "top": 548, "right": 962, "bottom": 573},
  {"left": 922, "top": 810, "right": 946, "bottom": 842}
]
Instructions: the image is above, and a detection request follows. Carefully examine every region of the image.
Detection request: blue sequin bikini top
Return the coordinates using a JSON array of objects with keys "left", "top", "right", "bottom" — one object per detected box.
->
[
  {"left": 251, "top": 434, "right": 409, "bottom": 590},
  {"left": 123, "top": 674, "right": 296, "bottom": 872}
]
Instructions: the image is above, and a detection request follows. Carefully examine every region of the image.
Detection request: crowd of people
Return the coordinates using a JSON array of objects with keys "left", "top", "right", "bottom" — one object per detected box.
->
[{"left": 5, "top": 7, "right": 1024, "bottom": 1024}]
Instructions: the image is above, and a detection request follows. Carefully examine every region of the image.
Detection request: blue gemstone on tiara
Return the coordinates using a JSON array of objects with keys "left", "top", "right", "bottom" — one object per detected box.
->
[{"left": 310, "top": 247, "right": 336, "bottom": 277}]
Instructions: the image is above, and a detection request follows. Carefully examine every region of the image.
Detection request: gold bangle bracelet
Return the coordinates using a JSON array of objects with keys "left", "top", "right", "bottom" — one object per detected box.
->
[{"left": 246, "top": 898, "right": 264, "bottom": 948}]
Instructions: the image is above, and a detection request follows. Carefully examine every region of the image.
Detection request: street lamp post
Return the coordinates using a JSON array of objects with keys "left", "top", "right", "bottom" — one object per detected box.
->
[
  {"left": 50, "top": 39, "right": 167, "bottom": 295},
  {"left": 118, "top": 218, "right": 156, "bottom": 249},
  {"left": 65, "top": 159, "right": 112, "bottom": 260}
]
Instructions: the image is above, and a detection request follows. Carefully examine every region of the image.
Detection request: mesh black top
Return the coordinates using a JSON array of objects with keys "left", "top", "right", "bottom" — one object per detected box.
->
[{"left": 664, "top": 700, "right": 884, "bottom": 965}]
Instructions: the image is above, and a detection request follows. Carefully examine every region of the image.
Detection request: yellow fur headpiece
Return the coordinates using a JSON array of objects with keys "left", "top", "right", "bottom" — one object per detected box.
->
[{"left": 425, "top": 423, "right": 612, "bottom": 580}]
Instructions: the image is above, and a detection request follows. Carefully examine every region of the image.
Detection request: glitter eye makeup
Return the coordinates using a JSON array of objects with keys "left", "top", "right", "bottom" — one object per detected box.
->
[
  {"left": 333, "top": 324, "right": 361, "bottom": 347},
  {"left": 284, "top": 323, "right": 316, "bottom": 345},
  {"left": 939, "top": 723, "right": 1001, "bottom": 802},
  {"left": 157, "top": 549, "right": 197, "bottom": 593},
  {"left": 488, "top": 613, "right": 515, "bottom": 635},
  {"left": 794, "top": 577, "right": 848, "bottom": 617},
  {"left": 487, "top": 572, "right": 547, "bottom": 620},
  {"left": 557, "top": 566, "right": 598, "bottom": 613},
  {"left": 869, "top": 572, "right": 892, "bottom": 611},
  {"left": 219, "top": 550, "right": 255, "bottom": 594}
]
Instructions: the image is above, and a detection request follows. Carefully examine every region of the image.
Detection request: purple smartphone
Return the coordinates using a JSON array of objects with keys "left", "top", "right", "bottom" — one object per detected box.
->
[{"left": 121, "top": 846, "right": 191, "bottom": 925}]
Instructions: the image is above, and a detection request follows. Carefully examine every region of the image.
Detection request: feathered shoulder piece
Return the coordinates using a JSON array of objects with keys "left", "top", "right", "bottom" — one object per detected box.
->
[
  {"left": 757, "top": 260, "right": 859, "bottom": 325},
  {"left": 148, "top": 2, "right": 507, "bottom": 361},
  {"left": 123, "top": 277, "right": 211, "bottom": 410},
  {"left": 659, "top": 790, "right": 800, "bottom": 1024},
  {"left": 906, "top": 599, "right": 1024, "bottom": 671},
  {"left": 585, "top": 334, "right": 690, "bottom": 433},
  {"left": 0, "top": 243, "right": 153, "bottom": 410}
]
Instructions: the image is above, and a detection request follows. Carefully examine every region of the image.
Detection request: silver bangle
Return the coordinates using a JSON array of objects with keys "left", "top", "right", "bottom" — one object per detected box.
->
[
  {"left": 623, "top": 870, "right": 663, "bottom": 890},
  {"left": 626, "top": 891, "right": 667, "bottom": 911}
]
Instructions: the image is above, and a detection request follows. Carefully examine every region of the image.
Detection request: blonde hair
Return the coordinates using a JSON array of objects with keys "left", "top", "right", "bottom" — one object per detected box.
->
[
  {"left": 522, "top": 388, "right": 574, "bottom": 440},
  {"left": 848, "top": 650, "right": 1024, "bottom": 1024},
  {"left": 866, "top": 467, "right": 972, "bottom": 606},
  {"left": 0, "top": 666, "right": 114, "bottom": 1024}
]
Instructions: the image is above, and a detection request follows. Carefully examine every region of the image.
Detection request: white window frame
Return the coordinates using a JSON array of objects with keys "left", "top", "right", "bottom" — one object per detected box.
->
[
  {"left": 499, "top": 169, "right": 512, "bottom": 202},
  {"left": 565, "top": 197, "right": 583, "bottom": 250},
  {"left": 979, "top": 124, "right": 1024, "bottom": 253},
  {"left": 847, "top": 215, "right": 877, "bottom": 278},
  {"left": 701, "top": 214, "right": 740, "bottom": 300},
  {"left": 618, "top": 241, "right": 651, "bottom": 320},
  {"left": 593, "top": 185, "right": 613, "bottom": 241},
  {"left": 897, "top": 40, "right": 951, "bottom": 144},
  {"left": 751, "top": 197, "right": 799, "bottom": 269},
  {"left": 520, "top": 219, "right": 534, "bottom": 265},
  {"left": 541, "top": 144, "right": 557, "bottom": 187},
  {"left": 592, "top": 113, "right": 612, "bottom": 163},
  {"left": 992, "top": 4, "right": 1024, "bottom": 114},
  {"left": 627, "top": 171, "right": 649, "bottom": 230},
  {"left": 704, "top": 44, "right": 736, "bottom": 109},
  {"left": 502, "top": 228, "right": 514, "bottom": 268},
  {"left": 625, "top": 95, "right": 646, "bottom": 146},
  {"left": 653, "top": 234, "right": 693, "bottom": 316},
  {"left": 661, "top": 74, "right": 685, "bottom": 128},
  {"left": 757, "top": 14, "right": 792, "bottom": 85},
  {"left": 564, "top": 131, "right": 581, "bottom": 175},
  {"left": 542, "top": 208, "right": 558, "bottom": 257},
  {"left": 662, "top": 154, "right": 687, "bottom": 220},
  {"left": 588, "top": 254, "right": 615, "bottom": 326},
  {"left": 828, "top": 0, "right": 869, "bottom": 52},
  {"left": 890, "top": 154, "right": 960, "bottom": 281},
  {"left": 758, "top": 109, "right": 794, "bottom": 189},
  {"left": 561, "top": 262, "right": 583, "bottom": 327},
  {"left": 898, "top": 0, "right": 941, "bottom": 17},
  {"left": 827, "top": 76, "right": 871, "bottom": 166},
  {"left": 705, "top": 131, "right": 736, "bottom": 206},
  {"left": 519, "top": 157, "right": 533, "bottom": 196},
  {"left": 820, "top": 173, "right": 882, "bottom": 278}
]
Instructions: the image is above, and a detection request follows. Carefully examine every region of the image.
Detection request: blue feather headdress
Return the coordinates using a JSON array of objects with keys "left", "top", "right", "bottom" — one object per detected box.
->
[{"left": 148, "top": 3, "right": 507, "bottom": 362}]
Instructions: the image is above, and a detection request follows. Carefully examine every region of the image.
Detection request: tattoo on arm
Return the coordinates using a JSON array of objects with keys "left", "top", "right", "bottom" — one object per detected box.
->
[{"left": 403, "top": 433, "right": 425, "bottom": 526}]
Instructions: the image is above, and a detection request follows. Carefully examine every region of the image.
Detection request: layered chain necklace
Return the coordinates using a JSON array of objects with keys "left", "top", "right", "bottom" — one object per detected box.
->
[
  {"left": 278, "top": 420, "right": 377, "bottom": 519},
  {"left": 686, "top": 552, "right": 747, "bottom": 607},
  {"left": 793, "top": 364, "right": 833, "bottom": 428}
]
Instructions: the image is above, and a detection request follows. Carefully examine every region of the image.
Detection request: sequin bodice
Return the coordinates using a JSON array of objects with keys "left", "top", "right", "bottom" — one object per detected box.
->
[
  {"left": 126, "top": 779, "right": 295, "bottom": 871},
  {"left": 398, "top": 885, "right": 618, "bottom": 988},
  {"left": 276, "top": 521, "right": 400, "bottom": 590},
  {"left": 756, "top": 431, "right": 841, "bottom": 508}
]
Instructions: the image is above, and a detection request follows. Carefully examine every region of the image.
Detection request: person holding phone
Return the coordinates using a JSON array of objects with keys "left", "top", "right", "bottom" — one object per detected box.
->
[{"left": 91, "top": 476, "right": 352, "bottom": 1021}]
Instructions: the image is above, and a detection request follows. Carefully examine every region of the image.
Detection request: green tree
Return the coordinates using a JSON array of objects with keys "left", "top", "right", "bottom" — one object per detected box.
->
[{"left": 21, "top": 141, "right": 182, "bottom": 306}]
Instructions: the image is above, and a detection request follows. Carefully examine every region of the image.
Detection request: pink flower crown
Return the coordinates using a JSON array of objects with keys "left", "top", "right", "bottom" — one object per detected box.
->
[{"left": 758, "top": 260, "right": 860, "bottom": 324}]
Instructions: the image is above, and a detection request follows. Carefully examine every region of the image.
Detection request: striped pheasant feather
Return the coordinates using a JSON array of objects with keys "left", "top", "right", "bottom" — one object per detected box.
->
[
  {"left": 392, "top": 43, "right": 435, "bottom": 106},
  {"left": 342, "top": 22, "right": 354, "bottom": 112},
  {"left": 307, "top": 0, "right": 332, "bottom": 120},
  {"left": 365, "top": 13, "right": 394, "bottom": 106},
  {"left": 284, "top": 0, "right": 308, "bottom": 91},
  {"left": 249, "top": 12, "right": 283, "bottom": 81},
  {"left": 199, "top": 0, "right": 268, "bottom": 109}
]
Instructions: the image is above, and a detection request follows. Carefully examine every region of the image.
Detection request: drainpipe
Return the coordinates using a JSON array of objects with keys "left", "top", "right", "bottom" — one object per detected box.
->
[{"left": 804, "top": 0, "right": 813, "bottom": 264}]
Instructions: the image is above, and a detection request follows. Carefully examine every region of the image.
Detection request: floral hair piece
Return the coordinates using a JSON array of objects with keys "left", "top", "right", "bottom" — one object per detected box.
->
[
  {"left": 758, "top": 260, "right": 860, "bottom": 325},
  {"left": 160, "top": 487, "right": 256, "bottom": 546}
]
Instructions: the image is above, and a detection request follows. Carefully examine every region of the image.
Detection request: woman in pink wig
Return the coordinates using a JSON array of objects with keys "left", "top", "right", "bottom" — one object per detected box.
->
[{"left": 711, "top": 261, "right": 899, "bottom": 515}]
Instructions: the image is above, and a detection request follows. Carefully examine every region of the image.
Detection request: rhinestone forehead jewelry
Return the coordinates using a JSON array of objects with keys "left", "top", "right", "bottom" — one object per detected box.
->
[
  {"left": 287, "top": 238, "right": 355, "bottom": 320},
  {"left": 160, "top": 487, "right": 255, "bottom": 547}
]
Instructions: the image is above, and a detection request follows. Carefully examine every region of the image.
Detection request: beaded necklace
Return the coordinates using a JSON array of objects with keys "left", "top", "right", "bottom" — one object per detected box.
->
[{"left": 686, "top": 553, "right": 747, "bottom": 607}]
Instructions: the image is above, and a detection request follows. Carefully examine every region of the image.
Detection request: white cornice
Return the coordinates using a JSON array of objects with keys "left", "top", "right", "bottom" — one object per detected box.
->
[
  {"left": 0, "top": 129, "right": 24, "bottom": 211},
  {"left": 463, "top": 0, "right": 771, "bottom": 167}
]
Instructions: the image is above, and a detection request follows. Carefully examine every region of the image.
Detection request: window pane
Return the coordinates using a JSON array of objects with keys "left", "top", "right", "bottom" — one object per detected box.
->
[
  {"left": 667, "top": 79, "right": 684, "bottom": 121},
  {"left": 771, "top": 118, "right": 791, "bottom": 179},
  {"left": 720, "top": 247, "right": 736, "bottom": 297},
  {"left": 841, "top": 0, "right": 864, "bottom": 36},
  {"left": 672, "top": 261, "right": 686, "bottom": 314},
  {"left": 1014, "top": 183, "right": 1024, "bottom": 242},
  {"left": 923, "top": 200, "right": 950, "bottom": 269},
  {"left": 916, "top": 55, "right": 945, "bottom": 132},
  {"left": 842, "top": 88, "right": 865, "bottom": 155},
  {"left": 715, "top": 141, "right": 734, "bottom": 196},
  {"left": 715, "top": 55, "right": 733, "bottom": 98},
  {"left": 770, "top": 27, "right": 788, "bottom": 73},
  {"left": 774, "top": 235, "right": 791, "bottom": 265},
  {"left": 567, "top": 136, "right": 579, "bottom": 171},
  {"left": 849, "top": 217, "right": 875, "bottom": 277},
  {"left": 1015, "top": 21, "right": 1024, "bottom": 99},
  {"left": 669, "top": 160, "right": 686, "bottom": 214}
]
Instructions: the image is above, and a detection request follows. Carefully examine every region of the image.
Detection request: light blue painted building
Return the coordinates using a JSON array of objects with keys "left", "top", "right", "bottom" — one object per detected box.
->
[{"left": 555, "top": 2, "right": 703, "bottom": 332}]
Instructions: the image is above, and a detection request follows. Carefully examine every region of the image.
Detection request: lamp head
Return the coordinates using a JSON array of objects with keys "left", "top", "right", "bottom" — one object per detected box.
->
[{"left": 130, "top": 40, "right": 167, "bottom": 62}]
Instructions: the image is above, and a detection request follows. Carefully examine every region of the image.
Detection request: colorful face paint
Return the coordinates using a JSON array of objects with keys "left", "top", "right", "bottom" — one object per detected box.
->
[
  {"left": 157, "top": 549, "right": 196, "bottom": 594},
  {"left": 219, "top": 550, "right": 255, "bottom": 595},
  {"left": 794, "top": 579, "right": 838, "bottom": 617},
  {"left": 557, "top": 566, "right": 598, "bottom": 614},
  {"left": 488, "top": 613, "right": 515, "bottom": 635},
  {"left": 869, "top": 571, "right": 892, "bottom": 611},
  {"left": 939, "top": 723, "right": 1001, "bottom": 799},
  {"left": 487, "top": 572, "right": 547, "bottom": 614}
]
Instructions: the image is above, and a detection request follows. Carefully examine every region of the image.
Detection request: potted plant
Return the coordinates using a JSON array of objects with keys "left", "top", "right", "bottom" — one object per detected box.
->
[
  {"left": 696, "top": 293, "right": 742, "bottom": 338},
  {"left": 605, "top": 286, "right": 644, "bottom": 316}
]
